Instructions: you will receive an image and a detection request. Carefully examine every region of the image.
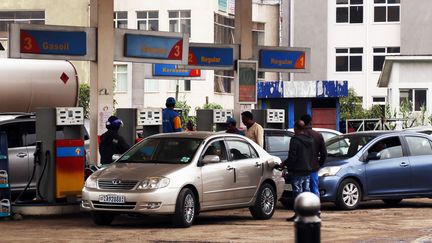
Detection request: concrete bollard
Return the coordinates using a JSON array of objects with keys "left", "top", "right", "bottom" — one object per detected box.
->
[{"left": 294, "top": 192, "right": 321, "bottom": 243}]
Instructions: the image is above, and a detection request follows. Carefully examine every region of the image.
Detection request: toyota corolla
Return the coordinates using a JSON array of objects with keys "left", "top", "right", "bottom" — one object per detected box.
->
[{"left": 81, "top": 132, "right": 284, "bottom": 227}]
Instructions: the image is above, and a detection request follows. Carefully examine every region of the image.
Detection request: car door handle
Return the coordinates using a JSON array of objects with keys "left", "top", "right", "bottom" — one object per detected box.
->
[
  {"left": 255, "top": 162, "right": 262, "bottom": 167},
  {"left": 226, "top": 165, "right": 234, "bottom": 171},
  {"left": 400, "top": 162, "right": 409, "bottom": 167},
  {"left": 16, "top": 152, "right": 28, "bottom": 158}
]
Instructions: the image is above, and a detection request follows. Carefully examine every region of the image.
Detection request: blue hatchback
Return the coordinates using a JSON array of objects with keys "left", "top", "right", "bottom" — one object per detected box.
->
[{"left": 319, "top": 131, "right": 432, "bottom": 210}]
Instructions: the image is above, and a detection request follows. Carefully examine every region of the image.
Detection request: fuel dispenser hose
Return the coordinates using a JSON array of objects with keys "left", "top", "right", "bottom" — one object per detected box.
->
[{"left": 14, "top": 150, "right": 50, "bottom": 204}]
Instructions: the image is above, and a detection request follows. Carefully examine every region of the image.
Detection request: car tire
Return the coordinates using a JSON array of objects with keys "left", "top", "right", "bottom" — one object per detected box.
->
[
  {"left": 336, "top": 179, "right": 362, "bottom": 210},
  {"left": 382, "top": 199, "right": 402, "bottom": 206},
  {"left": 249, "top": 183, "right": 276, "bottom": 220},
  {"left": 90, "top": 212, "right": 115, "bottom": 226},
  {"left": 172, "top": 188, "right": 197, "bottom": 228}
]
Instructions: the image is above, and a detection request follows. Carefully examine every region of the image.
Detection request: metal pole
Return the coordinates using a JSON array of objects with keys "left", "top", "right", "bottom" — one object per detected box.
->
[{"left": 294, "top": 192, "right": 321, "bottom": 243}]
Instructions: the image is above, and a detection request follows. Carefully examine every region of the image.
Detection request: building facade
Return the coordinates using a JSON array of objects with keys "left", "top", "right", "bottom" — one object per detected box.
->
[
  {"left": 113, "top": 0, "right": 280, "bottom": 114},
  {"left": 285, "top": 0, "right": 404, "bottom": 109}
]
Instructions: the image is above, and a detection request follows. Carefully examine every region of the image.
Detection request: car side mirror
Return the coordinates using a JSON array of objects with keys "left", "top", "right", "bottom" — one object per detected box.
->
[
  {"left": 202, "top": 155, "right": 220, "bottom": 164},
  {"left": 366, "top": 152, "right": 380, "bottom": 161},
  {"left": 112, "top": 154, "right": 121, "bottom": 162}
]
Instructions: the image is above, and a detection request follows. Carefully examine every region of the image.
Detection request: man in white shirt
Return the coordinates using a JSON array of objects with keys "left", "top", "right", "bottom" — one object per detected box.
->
[{"left": 241, "top": 111, "right": 264, "bottom": 147}]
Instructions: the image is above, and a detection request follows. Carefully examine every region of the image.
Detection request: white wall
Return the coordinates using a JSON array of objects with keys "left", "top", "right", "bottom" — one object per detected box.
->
[{"left": 327, "top": 0, "right": 400, "bottom": 108}]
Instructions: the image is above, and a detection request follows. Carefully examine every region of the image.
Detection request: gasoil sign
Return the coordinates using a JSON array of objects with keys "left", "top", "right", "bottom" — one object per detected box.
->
[
  {"left": 8, "top": 23, "right": 96, "bottom": 61},
  {"left": 20, "top": 30, "right": 86, "bottom": 55}
]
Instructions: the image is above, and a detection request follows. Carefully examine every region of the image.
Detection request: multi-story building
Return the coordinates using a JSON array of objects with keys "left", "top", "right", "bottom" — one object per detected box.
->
[
  {"left": 285, "top": 0, "right": 403, "bottom": 109},
  {"left": 113, "top": 0, "right": 280, "bottom": 113}
]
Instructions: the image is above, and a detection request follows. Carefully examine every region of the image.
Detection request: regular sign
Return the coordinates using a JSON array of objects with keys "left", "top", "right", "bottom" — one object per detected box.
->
[
  {"left": 8, "top": 23, "right": 96, "bottom": 61},
  {"left": 186, "top": 43, "right": 238, "bottom": 70},
  {"left": 257, "top": 47, "right": 310, "bottom": 73}
]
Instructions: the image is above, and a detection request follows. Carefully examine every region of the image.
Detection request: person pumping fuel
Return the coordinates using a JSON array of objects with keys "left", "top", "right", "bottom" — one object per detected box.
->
[
  {"left": 99, "top": 116, "right": 130, "bottom": 165},
  {"left": 162, "top": 97, "right": 183, "bottom": 133}
]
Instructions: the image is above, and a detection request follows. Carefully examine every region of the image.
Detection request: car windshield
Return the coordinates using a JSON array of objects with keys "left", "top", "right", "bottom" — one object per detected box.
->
[
  {"left": 118, "top": 137, "right": 203, "bottom": 164},
  {"left": 326, "top": 135, "right": 376, "bottom": 158}
]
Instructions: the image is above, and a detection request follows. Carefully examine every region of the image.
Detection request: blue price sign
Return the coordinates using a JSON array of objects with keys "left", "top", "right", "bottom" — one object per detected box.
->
[
  {"left": 20, "top": 30, "right": 86, "bottom": 55},
  {"left": 188, "top": 45, "right": 236, "bottom": 70},
  {"left": 258, "top": 47, "right": 310, "bottom": 73},
  {"left": 153, "top": 64, "right": 201, "bottom": 78},
  {"left": 125, "top": 34, "right": 184, "bottom": 60}
]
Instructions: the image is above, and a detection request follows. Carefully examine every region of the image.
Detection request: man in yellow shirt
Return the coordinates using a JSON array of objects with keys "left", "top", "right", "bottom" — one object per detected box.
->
[{"left": 241, "top": 111, "right": 264, "bottom": 147}]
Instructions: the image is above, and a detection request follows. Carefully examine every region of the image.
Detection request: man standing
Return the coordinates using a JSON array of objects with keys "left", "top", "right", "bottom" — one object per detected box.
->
[
  {"left": 225, "top": 117, "right": 245, "bottom": 135},
  {"left": 282, "top": 120, "right": 313, "bottom": 221},
  {"left": 99, "top": 116, "right": 130, "bottom": 165},
  {"left": 241, "top": 111, "right": 264, "bottom": 147},
  {"left": 301, "top": 114, "right": 327, "bottom": 197},
  {"left": 162, "top": 97, "right": 183, "bottom": 133}
]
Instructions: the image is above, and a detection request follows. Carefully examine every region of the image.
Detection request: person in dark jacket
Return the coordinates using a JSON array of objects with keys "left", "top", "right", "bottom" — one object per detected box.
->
[
  {"left": 300, "top": 114, "right": 327, "bottom": 197},
  {"left": 99, "top": 116, "right": 130, "bottom": 165},
  {"left": 162, "top": 97, "right": 183, "bottom": 133},
  {"left": 282, "top": 120, "right": 314, "bottom": 221},
  {"left": 225, "top": 117, "right": 245, "bottom": 135}
]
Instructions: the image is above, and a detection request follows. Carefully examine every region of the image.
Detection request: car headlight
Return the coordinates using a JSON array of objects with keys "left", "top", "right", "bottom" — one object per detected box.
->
[
  {"left": 84, "top": 174, "right": 98, "bottom": 189},
  {"left": 137, "top": 177, "right": 170, "bottom": 190},
  {"left": 318, "top": 166, "right": 341, "bottom": 177}
]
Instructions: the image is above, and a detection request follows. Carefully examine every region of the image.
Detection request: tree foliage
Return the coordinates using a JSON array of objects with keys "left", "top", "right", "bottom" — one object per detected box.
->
[{"left": 79, "top": 83, "right": 90, "bottom": 118}]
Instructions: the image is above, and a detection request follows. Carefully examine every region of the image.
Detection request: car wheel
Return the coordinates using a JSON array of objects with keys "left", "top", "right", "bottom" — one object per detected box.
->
[
  {"left": 172, "top": 188, "right": 196, "bottom": 228},
  {"left": 382, "top": 199, "right": 402, "bottom": 206},
  {"left": 336, "top": 179, "right": 361, "bottom": 210},
  {"left": 90, "top": 212, "right": 115, "bottom": 226},
  {"left": 249, "top": 183, "right": 276, "bottom": 220}
]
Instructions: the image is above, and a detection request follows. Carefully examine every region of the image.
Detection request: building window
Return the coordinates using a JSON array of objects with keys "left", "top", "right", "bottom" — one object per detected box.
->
[
  {"left": 137, "top": 11, "right": 158, "bottom": 31},
  {"left": 214, "top": 70, "right": 233, "bottom": 93},
  {"left": 168, "top": 80, "right": 191, "bottom": 92},
  {"left": 113, "top": 11, "right": 128, "bottom": 28},
  {"left": 113, "top": 64, "right": 127, "bottom": 92},
  {"left": 336, "top": 0, "right": 363, "bottom": 24},
  {"left": 169, "top": 10, "right": 191, "bottom": 37},
  {"left": 374, "top": 0, "right": 400, "bottom": 23},
  {"left": 400, "top": 89, "right": 427, "bottom": 111},
  {"left": 0, "top": 11, "right": 45, "bottom": 37},
  {"left": 373, "top": 47, "right": 400, "bottom": 71},
  {"left": 336, "top": 47, "right": 363, "bottom": 72},
  {"left": 214, "top": 12, "right": 235, "bottom": 44},
  {"left": 144, "top": 80, "right": 159, "bottom": 92}
]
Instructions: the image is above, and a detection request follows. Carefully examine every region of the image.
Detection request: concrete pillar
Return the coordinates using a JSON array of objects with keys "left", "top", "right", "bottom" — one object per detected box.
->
[
  {"left": 89, "top": 0, "right": 114, "bottom": 165},
  {"left": 234, "top": 0, "right": 253, "bottom": 123}
]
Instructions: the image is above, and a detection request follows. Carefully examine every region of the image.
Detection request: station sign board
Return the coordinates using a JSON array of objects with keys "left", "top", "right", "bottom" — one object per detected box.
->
[
  {"left": 237, "top": 60, "right": 258, "bottom": 104},
  {"left": 185, "top": 43, "right": 239, "bottom": 70},
  {"left": 115, "top": 29, "right": 188, "bottom": 64},
  {"left": 8, "top": 23, "right": 96, "bottom": 61},
  {"left": 256, "top": 46, "right": 310, "bottom": 73},
  {"left": 153, "top": 64, "right": 201, "bottom": 78}
]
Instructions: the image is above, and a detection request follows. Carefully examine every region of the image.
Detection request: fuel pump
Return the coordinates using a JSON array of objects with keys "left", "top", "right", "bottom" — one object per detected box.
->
[
  {"left": 252, "top": 109, "right": 285, "bottom": 129},
  {"left": 117, "top": 108, "right": 162, "bottom": 145},
  {"left": 35, "top": 107, "right": 84, "bottom": 203},
  {"left": 196, "top": 109, "right": 233, "bottom": 132},
  {"left": 0, "top": 131, "right": 11, "bottom": 217}
]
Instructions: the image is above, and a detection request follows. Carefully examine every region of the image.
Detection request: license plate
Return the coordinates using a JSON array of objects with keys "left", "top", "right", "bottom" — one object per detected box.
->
[
  {"left": 98, "top": 194, "right": 125, "bottom": 204},
  {"left": 284, "top": 183, "right": 292, "bottom": 191}
]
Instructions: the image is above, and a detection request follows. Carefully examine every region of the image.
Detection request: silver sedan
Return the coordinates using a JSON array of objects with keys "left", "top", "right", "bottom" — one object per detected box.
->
[{"left": 81, "top": 132, "right": 284, "bottom": 227}]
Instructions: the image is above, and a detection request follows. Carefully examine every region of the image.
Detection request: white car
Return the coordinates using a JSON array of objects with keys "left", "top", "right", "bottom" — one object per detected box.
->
[
  {"left": 82, "top": 132, "right": 284, "bottom": 227},
  {"left": 287, "top": 127, "right": 342, "bottom": 141}
]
